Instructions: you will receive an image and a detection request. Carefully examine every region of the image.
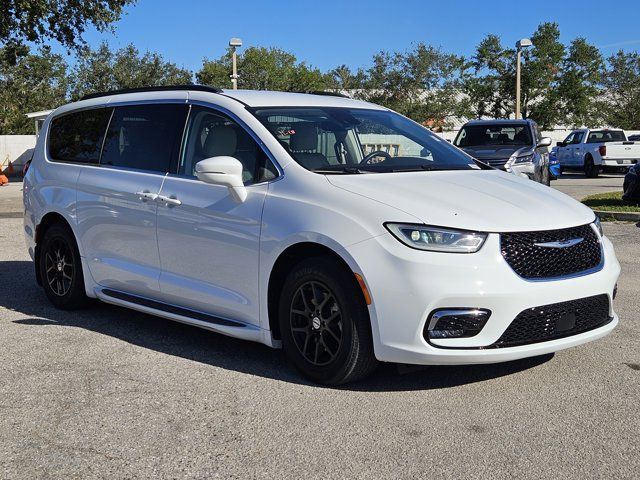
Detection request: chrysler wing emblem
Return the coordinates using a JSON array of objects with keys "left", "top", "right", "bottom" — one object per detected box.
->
[{"left": 534, "top": 237, "right": 584, "bottom": 249}]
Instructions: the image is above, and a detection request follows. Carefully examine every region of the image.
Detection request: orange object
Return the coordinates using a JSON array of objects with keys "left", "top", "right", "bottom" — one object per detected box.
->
[
  {"left": 354, "top": 272, "right": 372, "bottom": 305},
  {"left": 0, "top": 174, "right": 8, "bottom": 185}
]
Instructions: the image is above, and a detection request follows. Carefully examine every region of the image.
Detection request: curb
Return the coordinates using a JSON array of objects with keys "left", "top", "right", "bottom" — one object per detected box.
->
[
  {"left": 593, "top": 209, "right": 640, "bottom": 222},
  {"left": 0, "top": 212, "right": 22, "bottom": 219}
]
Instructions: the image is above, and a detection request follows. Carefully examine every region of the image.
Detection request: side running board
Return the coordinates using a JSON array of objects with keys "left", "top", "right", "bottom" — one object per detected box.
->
[{"left": 100, "top": 288, "right": 246, "bottom": 328}]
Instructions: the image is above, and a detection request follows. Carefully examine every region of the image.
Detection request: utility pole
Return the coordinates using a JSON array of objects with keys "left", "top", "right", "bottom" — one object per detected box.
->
[
  {"left": 229, "top": 38, "right": 242, "bottom": 90},
  {"left": 515, "top": 38, "right": 532, "bottom": 119}
]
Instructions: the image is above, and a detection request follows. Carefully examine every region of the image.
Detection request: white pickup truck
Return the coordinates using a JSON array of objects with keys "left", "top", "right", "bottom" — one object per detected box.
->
[{"left": 556, "top": 128, "right": 640, "bottom": 177}]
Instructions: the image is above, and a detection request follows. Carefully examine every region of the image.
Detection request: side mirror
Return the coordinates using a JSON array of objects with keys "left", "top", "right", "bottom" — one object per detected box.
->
[
  {"left": 556, "top": 141, "right": 566, "bottom": 148},
  {"left": 195, "top": 156, "right": 247, "bottom": 202},
  {"left": 537, "top": 137, "right": 552, "bottom": 148}
]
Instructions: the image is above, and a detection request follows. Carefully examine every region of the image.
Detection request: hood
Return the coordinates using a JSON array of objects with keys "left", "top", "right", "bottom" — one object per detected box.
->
[
  {"left": 326, "top": 170, "right": 595, "bottom": 232},
  {"left": 462, "top": 146, "right": 531, "bottom": 160}
]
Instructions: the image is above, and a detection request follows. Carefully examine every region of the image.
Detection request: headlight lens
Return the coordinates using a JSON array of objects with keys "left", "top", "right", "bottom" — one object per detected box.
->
[
  {"left": 385, "top": 223, "right": 487, "bottom": 253},
  {"left": 512, "top": 153, "right": 534, "bottom": 164},
  {"left": 593, "top": 216, "right": 603, "bottom": 236}
]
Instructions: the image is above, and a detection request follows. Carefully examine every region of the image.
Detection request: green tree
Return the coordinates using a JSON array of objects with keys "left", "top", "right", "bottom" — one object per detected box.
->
[
  {"left": 70, "top": 42, "right": 192, "bottom": 99},
  {"left": 600, "top": 51, "right": 640, "bottom": 129},
  {"left": 465, "top": 34, "right": 515, "bottom": 118},
  {"left": 558, "top": 38, "right": 604, "bottom": 128},
  {"left": 359, "top": 44, "right": 469, "bottom": 126},
  {"left": 0, "top": 0, "right": 135, "bottom": 63},
  {"left": 325, "top": 64, "right": 366, "bottom": 90},
  {"left": 464, "top": 23, "right": 566, "bottom": 128},
  {"left": 0, "top": 46, "right": 68, "bottom": 134},
  {"left": 197, "top": 46, "right": 328, "bottom": 91},
  {"left": 521, "top": 22, "right": 565, "bottom": 128}
]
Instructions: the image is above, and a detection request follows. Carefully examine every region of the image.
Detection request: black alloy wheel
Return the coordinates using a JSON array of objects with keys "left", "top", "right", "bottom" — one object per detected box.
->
[
  {"left": 278, "top": 257, "right": 377, "bottom": 384},
  {"left": 44, "top": 237, "right": 74, "bottom": 297},
  {"left": 39, "top": 223, "right": 88, "bottom": 309},
  {"left": 290, "top": 280, "right": 343, "bottom": 366}
]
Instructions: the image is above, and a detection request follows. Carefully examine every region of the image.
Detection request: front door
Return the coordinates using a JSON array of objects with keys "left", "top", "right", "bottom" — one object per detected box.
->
[
  {"left": 156, "top": 106, "right": 278, "bottom": 325},
  {"left": 558, "top": 132, "right": 574, "bottom": 166},
  {"left": 76, "top": 103, "right": 188, "bottom": 298}
]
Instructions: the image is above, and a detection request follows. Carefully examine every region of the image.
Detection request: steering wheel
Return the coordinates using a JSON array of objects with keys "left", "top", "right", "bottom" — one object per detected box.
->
[{"left": 360, "top": 150, "right": 393, "bottom": 165}]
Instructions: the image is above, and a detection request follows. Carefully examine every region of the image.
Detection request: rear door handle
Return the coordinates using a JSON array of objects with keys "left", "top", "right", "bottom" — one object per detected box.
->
[
  {"left": 135, "top": 191, "right": 158, "bottom": 201},
  {"left": 157, "top": 194, "right": 182, "bottom": 206}
]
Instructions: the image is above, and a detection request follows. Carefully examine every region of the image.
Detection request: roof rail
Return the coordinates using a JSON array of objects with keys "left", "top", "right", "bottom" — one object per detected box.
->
[
  {"left": 80, "top": 84, "right": 223, "bottom": 101},
  {"left": 305, "top": 90, "right": 352, "bottom": 99}
]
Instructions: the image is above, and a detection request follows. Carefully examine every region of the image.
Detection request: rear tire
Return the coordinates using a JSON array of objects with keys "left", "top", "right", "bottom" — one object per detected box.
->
[
  {"left": 39, "top": 223, "right": 88, "bottom": 310},
  {"left": 278, "top": 257, "right": 378, "bottom": 385},
  {"left": 584, "top": 155, "right": 599, "bottom": 178}
]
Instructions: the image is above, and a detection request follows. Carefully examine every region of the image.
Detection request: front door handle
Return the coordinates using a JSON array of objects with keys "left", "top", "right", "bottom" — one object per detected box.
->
[
  {"left": 157, "top": 194, "right": 182, "bottom": 206},
  {"left": 135, "top": 191, "right": 158, "bottom": 202}
]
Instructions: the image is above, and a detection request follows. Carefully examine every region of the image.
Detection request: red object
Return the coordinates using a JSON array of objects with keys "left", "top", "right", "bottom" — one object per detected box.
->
[{"left": 599, "top": 145, "right": 607, "bottom": 157}]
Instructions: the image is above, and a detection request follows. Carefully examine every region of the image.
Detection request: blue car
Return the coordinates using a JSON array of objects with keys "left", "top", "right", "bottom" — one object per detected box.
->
[{"left": 549, "top": 146, "right": 561, "bottom": 179}]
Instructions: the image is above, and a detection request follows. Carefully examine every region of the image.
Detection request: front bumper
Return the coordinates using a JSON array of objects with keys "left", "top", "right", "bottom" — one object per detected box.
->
[{"left": 350, "top": 231, "right": 620, "bottom": 365}]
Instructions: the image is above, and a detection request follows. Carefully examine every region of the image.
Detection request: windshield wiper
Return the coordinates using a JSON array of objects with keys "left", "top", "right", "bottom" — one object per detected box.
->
[
  {"left": 313, "top": 167, "right": 368, "bottom": 174},
  {"left": 389, "top": 165, "right": 453, "bottom": 172}
]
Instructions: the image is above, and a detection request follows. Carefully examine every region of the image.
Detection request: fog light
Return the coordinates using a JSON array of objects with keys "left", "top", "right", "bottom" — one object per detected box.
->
[{"left": 425, "top": 309, "right": 491, "bottom": 340}]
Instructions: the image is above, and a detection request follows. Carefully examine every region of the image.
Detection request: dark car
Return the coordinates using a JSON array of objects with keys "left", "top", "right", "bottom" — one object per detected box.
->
[
  {"left": 453, "top": 119, "right": 552, "bottom": 185},
  {"left": 623, "top": 163, "right": 640, "bottom": 203}
]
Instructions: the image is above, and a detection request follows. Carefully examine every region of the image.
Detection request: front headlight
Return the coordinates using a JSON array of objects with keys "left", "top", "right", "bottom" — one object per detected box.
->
[
  {"left": 512, "top": 153, "right": 535, "bottom": 164},
  {"left": 385, "top": 223, "right": 487, "bottom": 253},
  {"left": 593, "top": 216, "right": 603, "bottom": 236}
]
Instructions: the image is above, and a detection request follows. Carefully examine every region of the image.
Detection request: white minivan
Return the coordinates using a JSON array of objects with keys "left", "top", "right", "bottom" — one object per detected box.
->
[{"left": 24, "top": 86, "right": 620, "bottom": 384}]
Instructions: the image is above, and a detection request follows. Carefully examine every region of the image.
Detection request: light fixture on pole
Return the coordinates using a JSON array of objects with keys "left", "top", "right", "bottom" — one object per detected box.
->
[
  {"left": 229, "top": 37, "right": 243, "bottom": 90},
  {"left": 515, "top": 38, "right": 532, "bottom": 119}
]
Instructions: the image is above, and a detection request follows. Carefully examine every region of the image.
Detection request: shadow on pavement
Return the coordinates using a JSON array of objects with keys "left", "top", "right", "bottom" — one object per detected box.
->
[{"left": 1, "top": 260, "right": 552, "bottom": 392}]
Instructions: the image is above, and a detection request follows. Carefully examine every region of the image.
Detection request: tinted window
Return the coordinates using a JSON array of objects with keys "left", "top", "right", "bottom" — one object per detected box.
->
[
  {"left": 101, "top": 104, "right": 188, "bottom": 172},
  {"left": 571, "top": 132, "right": 584, "bottom": 144},
  {"left": 49, "top": 108, "right": 112, "bottom": 163},
  {"left": 179, "top": 106, "right": 277, "bottom": 184},
  {"left": 454, "top": 124, "right": 532, "bottom": 148},
  {"left": 587, "top": 130, "right": 626, "bottom": 143}
]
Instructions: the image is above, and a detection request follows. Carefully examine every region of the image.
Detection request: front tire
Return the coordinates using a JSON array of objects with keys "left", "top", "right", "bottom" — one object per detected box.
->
[
  {"left": 278, "top": 257, "right": 377, "bottom": 385},
  {"left": 39, "top": 223, "right": 88, "bottom": 310},
  {"left": 584, "top": 155, "right": 599, "bottom": 178}
]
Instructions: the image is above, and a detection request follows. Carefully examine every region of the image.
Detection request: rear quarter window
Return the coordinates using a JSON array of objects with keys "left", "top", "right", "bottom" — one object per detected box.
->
[{"left": 48, "top": 108, "right": 112, "bottom": 163}]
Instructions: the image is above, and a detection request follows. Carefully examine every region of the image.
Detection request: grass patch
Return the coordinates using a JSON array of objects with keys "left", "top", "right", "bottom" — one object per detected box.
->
[{"left": 581, "top": 191, "right": 640, "bottom": 212}]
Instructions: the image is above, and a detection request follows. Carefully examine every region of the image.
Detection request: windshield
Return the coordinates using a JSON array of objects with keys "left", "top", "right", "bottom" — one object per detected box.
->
[
  {"left": 251, "top": 107, "right": 479, "bottom": 173},
  {"left": 454, "top": 124, "right": 533, "bottom": 148}
]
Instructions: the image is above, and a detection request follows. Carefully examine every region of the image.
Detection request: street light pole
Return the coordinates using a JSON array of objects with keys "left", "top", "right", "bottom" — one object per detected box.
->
[
  {"left": 515, "top": 38, "right": 532, "bottom": 119},
  {"left": 229, "top": 37, "right": 242, "bottom": 90}
]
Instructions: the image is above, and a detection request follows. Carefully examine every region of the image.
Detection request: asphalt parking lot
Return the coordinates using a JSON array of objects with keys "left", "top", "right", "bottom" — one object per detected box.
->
[{"left": 0, "top": 177, "right": 638, "bottom": 479}]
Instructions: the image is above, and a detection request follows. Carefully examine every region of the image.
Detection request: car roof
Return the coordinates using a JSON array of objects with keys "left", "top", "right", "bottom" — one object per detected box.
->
[
  {"left": 220, "top": 89, "right": 384, "bottom": 109},
  {"left": 463, "top": 119, "right": 533, "bottom": 126},
  {"left": 73, "top": 86, "right": 385, "bottom": 111}
]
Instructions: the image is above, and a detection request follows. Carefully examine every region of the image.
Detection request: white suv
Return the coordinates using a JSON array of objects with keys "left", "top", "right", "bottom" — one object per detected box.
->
[{"left": 24, "top": 86, "right": 620, "bottom": 384}]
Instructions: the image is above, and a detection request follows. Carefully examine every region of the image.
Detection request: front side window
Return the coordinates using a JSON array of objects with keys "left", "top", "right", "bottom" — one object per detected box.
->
[
  {"left": 253, "top": 107, "right": 476, "bottom": 173},
  {"left": 48, "top": 108, "right": 112, "bottom": 163},
  {"left": 100, "top": 104, "right": 188, "bottom": 172},
  {"left": 571, "top": 132, "right": 585, "bottom": 144},
  {"left": 454, "top": 124, "right": 533, "bottom": 148},
  {"left": 179, "top": 106, "right": 277, "bottom": 184}
]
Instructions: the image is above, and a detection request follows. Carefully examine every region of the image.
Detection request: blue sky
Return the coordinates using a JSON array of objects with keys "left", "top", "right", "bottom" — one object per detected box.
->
[{"left": 52, "top": 0, "right": 640, "bottom": 72}]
